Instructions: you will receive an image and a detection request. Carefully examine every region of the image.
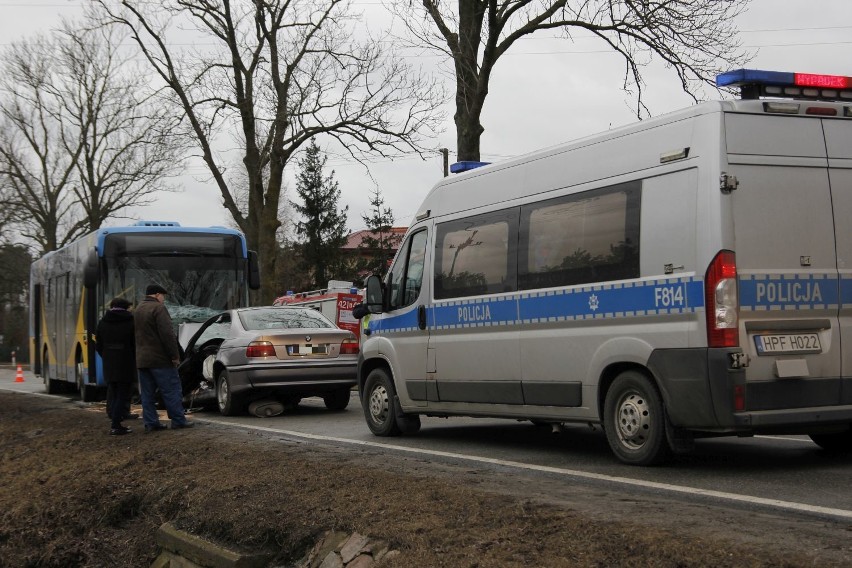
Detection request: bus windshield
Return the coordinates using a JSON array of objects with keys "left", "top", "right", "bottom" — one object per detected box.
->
[{"left": 102, "top": 232, "right": 247, "bottom": 324}]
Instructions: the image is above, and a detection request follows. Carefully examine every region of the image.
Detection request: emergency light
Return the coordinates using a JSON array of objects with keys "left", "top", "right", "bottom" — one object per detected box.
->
[
  {"left": 450, "top": 161, "right": 491, "bottom": 174},
  {"left": 716, "top": 69, "right": 852, "bottom": 101}
]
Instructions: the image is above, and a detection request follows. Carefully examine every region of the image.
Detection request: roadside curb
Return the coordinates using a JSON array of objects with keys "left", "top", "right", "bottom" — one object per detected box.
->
[
  {"left": 152, "top": 523, "right": 397, "bottom": 568},
  {"left": 153, "top": 522, "right": 272, "bottom": 568}
]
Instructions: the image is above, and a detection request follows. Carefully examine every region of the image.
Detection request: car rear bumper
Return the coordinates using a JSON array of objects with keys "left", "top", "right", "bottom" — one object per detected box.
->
[{"left": 226, "top": 361, "right": 357, "bottom": 395}]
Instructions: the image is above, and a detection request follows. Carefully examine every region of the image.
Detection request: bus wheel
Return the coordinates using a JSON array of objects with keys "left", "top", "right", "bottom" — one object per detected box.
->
[
  {"left": 363, "top": 368, "right": 403, "bottom": 436},
  {"left": 810, "top": 428, "right": 852, "bottom": 452},
  {"left": 77, "top": 360, "right": 98, "bottom": 403},
  {"left": 603, "top": 371, "right": 671, "bottom": 466},
  {"left": 216, "top": 369, "right": 243, "bottom": 416},
  {"left": 43, "top": 351, "right": 60, "bottom": 394}
]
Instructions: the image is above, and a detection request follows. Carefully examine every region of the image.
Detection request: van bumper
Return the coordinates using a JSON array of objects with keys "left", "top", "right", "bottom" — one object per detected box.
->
[{"left": 648, "top": 348, "right": 852, "bottom": 434}]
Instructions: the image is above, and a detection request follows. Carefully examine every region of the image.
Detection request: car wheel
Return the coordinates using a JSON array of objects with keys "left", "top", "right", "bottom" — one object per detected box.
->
[
  {"left": 323, "top": 388, "right": 351, "bottom": 411},
  {"left": 603, "top": 370, "right": 671, "bottom": 466},
  {"left": 810, "top": 428, "right": 852, "bottom": 452},
  {"left": 216, "top": 369, "right": 243, "bottom": 416}
]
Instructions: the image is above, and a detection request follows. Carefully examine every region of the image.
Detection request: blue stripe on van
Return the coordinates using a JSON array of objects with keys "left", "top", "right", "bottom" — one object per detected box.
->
[
  {"left": 841, "top": 275, "right": 852, "bottom": 308},
  {"left": 739, "top": 273, "right": 838, "bottom": 311},
  {"left": 370, "top": 276, "right": 703, "bottom": 334},
  {"left": 368, "top": 273, "right": 852, "bottom": 336}
]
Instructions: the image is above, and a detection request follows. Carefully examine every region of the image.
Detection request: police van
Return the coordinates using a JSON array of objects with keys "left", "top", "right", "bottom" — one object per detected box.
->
[{"left": 357, "top": 69, "right": 852, "bottom": 465}]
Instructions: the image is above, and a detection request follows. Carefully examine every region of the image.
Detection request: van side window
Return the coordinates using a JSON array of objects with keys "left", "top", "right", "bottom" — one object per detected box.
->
[
  {"left": 519, "top": 182, "right": 641, "bottom": 290},
  {"left": 434, "top": 209, "right": 518, "bottom": 299},
  {"left": 387, "top": 229, "right": 428, "bottom": 310}
]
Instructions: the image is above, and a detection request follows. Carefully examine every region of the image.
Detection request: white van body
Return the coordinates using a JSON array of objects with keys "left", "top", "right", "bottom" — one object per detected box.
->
[{"left": 357, "top": 83, "right": 852, "bottom": 464}]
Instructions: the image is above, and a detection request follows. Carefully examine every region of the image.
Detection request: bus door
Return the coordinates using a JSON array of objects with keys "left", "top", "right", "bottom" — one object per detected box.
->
[{"left": 32, "top": 284, "right": 43, "bottom": 375}]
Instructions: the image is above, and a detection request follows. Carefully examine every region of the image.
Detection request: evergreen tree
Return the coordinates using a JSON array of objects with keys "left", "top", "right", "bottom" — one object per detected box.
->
[
  {"left": 358, "top": 187, "right": 397, "bottom": 277},
  {"left": 291, "top": 139, "right": 348, "bottom": 289}
]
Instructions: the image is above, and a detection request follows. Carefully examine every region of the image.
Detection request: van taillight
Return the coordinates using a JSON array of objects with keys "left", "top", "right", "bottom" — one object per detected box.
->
[
  {"left": 705, "top": 250, "right": 739, "bottom": 348},
  {"left": 340, "top": 338, "right": 359, "bottom": 355},
  {"left": 246, "top": 341, "right": 276, "bottom": 357}
]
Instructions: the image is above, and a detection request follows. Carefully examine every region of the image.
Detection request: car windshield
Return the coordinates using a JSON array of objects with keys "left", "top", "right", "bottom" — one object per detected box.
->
[{"left": 238, "top": 308, "right": 335, "bottom": 330}]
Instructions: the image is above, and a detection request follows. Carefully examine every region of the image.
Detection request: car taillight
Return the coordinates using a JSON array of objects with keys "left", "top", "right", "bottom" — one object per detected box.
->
[
  {"left": 705, "top": 250, "right": 739, "bottom": 348},
  {"left": 246, "top": 341, "right": 276, "bottom": 358},
  {"left": 340, "top": 338, "right": 359, "bottom": 355}
]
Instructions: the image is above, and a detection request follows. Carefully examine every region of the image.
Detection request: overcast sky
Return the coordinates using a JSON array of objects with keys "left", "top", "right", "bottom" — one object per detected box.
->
[{"left": 2, "top": 0, "right": 850, "bottom": 235}]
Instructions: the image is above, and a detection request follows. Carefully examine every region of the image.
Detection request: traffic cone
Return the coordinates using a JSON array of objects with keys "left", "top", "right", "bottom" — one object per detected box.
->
[{"left": 14, "top": 365, "right": 24, "bottom": 383}]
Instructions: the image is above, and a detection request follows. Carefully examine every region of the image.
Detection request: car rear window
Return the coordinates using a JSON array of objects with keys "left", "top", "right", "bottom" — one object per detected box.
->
[{"left": 239, "top": 308, "right": 334, "bottom": 330}]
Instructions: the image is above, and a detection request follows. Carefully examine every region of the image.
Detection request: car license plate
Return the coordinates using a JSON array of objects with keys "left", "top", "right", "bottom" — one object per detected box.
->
[
  {"left": 754, "top": 333, "right": 821, "bottom": 355},
  {"left": 287, "top": 344, "right": 328, "bottom": 356}
]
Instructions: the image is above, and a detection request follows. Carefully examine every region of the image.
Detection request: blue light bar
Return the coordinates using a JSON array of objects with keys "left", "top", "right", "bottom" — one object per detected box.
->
[
  {"left": 716, "top": 68, "right": 852, "bottom": 101},
  {"left": 716, "top": 69, "right": 795, "bottom": 88},
  {"left": 450, "top": 161, "right": 491, "bottom": 174}
]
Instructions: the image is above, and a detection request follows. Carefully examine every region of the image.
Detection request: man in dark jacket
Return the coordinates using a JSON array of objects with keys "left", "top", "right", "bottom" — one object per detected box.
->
[
  {"left": 134, "top": 284, "right": 193, "bottom": 431},
  {"left": 95, "top": 297, "right": 136, "bottom": 436}
]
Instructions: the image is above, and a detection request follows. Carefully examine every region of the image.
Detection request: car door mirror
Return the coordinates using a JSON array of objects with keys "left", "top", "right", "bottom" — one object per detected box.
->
[{"left": 365, "top": 275, "right": 384, "bottom": 314}]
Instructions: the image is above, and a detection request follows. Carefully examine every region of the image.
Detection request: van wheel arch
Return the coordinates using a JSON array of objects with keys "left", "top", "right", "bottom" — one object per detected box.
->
[
  {"left": 597, "top": 363, "right": 660, "bottom": 423},
  {"left": 358, "top": 357, "right": 391, "bottom": 396}
]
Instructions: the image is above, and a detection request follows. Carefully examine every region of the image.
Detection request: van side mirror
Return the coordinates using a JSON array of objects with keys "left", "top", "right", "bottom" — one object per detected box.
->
[
  {"left": 83, "top": 248, "right": 99, "bottom": 289},
  {"left": 365, "top": 275, "right": 384, "bottom": 314},
  {"left": 247, "top": 250, "right": 261, "bottom": 290}
]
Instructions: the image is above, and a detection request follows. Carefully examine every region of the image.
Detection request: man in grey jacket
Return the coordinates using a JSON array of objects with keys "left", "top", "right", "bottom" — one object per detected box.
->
[{"left": 134, "top": 284, "right": 193, "bottom": 431}]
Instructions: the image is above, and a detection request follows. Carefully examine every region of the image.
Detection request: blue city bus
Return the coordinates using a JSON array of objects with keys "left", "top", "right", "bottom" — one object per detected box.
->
[{"left": 29, "top": 221, "right": 260, "bottom": 400}]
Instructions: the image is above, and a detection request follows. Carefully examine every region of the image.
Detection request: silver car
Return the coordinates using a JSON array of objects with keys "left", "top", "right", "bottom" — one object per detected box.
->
[{"left": 178, "top": 306, "right": 359, "bottom": 415}]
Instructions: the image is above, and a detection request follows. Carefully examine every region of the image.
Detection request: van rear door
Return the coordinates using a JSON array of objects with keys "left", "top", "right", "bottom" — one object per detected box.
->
[
  {"left": 825, "top": 119, "right": 852, "bottom": 403},
  {"left": 726, "top": 113, "right": 842, "bottom": 410}
]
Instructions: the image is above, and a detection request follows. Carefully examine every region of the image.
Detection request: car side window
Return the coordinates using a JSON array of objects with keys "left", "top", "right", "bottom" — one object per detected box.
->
[
  {"left": 387, "top": 229, "right": 427, "bottom": 310},
  {"left": 195, "top": 315, "right": 231, "bottom": 346}
]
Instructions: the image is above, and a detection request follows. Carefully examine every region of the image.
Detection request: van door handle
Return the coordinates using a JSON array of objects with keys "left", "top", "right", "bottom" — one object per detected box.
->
[{"left": 418, "top": 305, "right": 427, "bottom": 330}]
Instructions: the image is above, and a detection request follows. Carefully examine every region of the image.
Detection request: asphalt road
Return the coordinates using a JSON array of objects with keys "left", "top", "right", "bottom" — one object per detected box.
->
[{"left": 4, "top": 367, "right": 851, "bottom": 524}]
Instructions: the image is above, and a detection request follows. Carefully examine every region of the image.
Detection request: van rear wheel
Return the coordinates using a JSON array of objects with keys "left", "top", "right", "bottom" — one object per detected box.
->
[{"left": 604, "top": 371, "right": 671, "bottom": 466}]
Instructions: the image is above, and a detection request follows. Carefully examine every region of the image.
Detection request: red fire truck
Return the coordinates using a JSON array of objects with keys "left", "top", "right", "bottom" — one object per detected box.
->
[{"left": 273, "top": 281, "right": 364, "bottom": 339}]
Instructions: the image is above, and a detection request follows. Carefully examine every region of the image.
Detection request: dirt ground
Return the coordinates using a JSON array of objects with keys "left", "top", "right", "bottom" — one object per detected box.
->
[{"left": 1, "top": 391, "right": 850, "bottom": 568}]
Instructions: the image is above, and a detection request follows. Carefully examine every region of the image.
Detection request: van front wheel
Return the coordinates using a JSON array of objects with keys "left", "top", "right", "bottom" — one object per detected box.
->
[
  {"left": 363, "top": 369, "right": 403, "bottom": 437},
  {"left": 604, "top": 371, "right": 671, "bottom": 466}
]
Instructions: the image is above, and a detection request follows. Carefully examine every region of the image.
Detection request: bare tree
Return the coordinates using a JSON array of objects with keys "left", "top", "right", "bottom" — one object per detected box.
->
[
  {"left": 0, "top": 18, "right": 186, "bottom": 255},
  {"left": 391, "top": 0, "right": 751, "bottom": 162},
  {"left": 60, "top": 22, "right": 187, "bottom": 234},
  {"left": 97, "top": 0, "right": 445, "bottom": 303},
  {"left": 0, "top": 34, "right": 81, "bottom": 253}
]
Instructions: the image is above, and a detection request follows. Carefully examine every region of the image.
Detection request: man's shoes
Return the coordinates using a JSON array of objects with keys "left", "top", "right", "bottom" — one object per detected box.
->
[
  {"left": 171, "top": 420, "right": 195, "bottom": 429},
  {"left": 144, "top": 423, "right": 168, "bottom": 433},
  {"left": 109, "top": 426, "right": 132, "bottom": 436}
]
